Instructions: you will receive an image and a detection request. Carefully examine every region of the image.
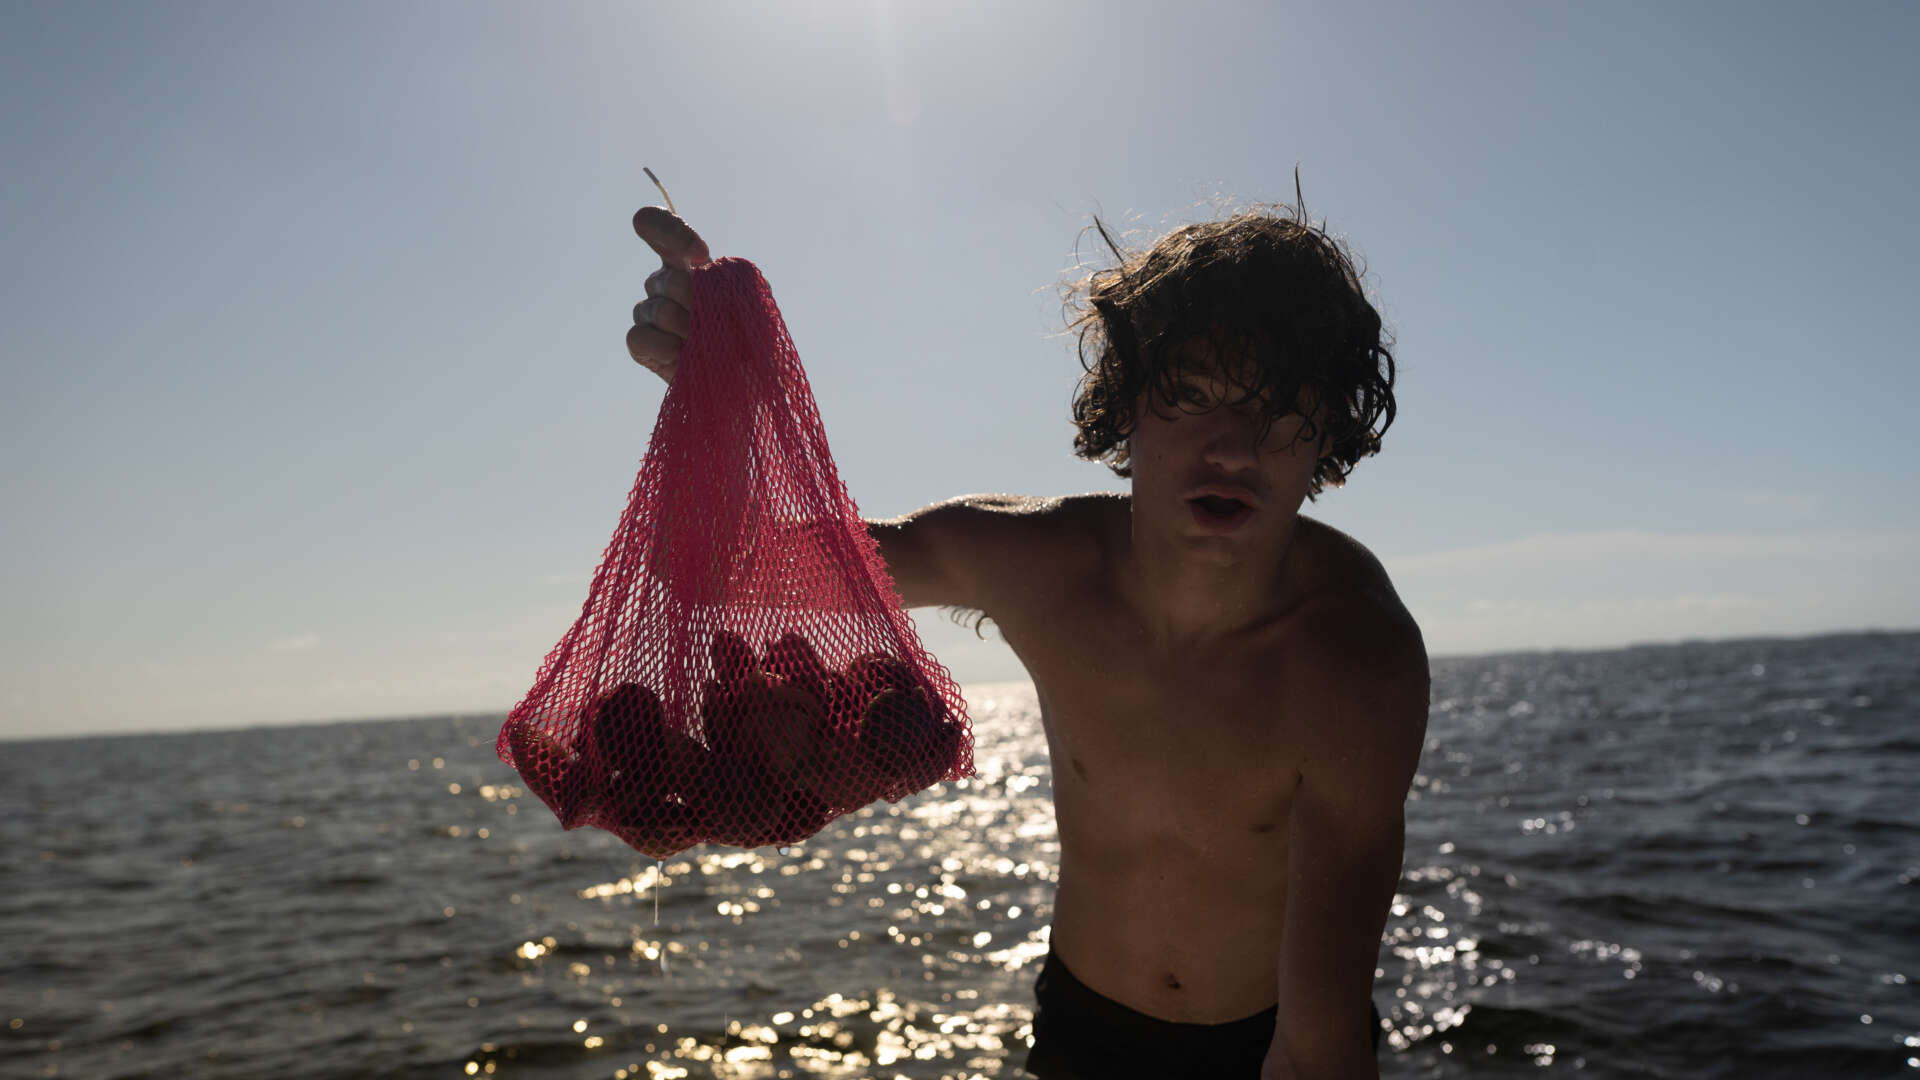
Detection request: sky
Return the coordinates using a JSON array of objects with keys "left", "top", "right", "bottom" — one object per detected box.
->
[{"left": 4, "top": 1, "right": 1916, "bottom": 739}]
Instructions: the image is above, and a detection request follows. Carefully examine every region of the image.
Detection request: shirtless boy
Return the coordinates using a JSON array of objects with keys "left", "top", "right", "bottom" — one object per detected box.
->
[{"left": 627, "top": 201, "right": 1428, "bottom": 1080}]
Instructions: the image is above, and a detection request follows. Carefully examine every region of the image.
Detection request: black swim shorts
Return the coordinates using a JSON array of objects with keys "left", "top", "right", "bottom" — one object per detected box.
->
[{"left": 1022, "top": 948, "right": 1383, "bottom": 1078}]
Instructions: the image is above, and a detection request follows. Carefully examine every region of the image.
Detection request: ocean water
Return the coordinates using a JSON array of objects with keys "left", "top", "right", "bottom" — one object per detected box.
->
[{"left": 3, "top": 630, "right": 1916, "bottom": 1079}]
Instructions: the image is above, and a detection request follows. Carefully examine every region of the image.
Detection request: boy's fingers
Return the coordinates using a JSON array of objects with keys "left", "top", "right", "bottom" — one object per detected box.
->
[
  {"left": 632, "top": 206, "right": 711, "bottom": 269},
  {"left": 626, "top": 323, "right": 682, "bottom": 381},
  {"left": 632, "top": 296, "right": 689, "bottom": 339},
  {"left": 645, "top": 265, "right": 692, "bottom": 308}
]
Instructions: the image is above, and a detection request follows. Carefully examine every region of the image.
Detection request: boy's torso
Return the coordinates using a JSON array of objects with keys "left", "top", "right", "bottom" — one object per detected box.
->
[{"left": 982, "top": 492, "right": 1408, "bottom": 1025}]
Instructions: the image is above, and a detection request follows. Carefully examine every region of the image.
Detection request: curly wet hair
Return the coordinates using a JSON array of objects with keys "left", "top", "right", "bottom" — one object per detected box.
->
[{"left": 1065, "top": 184, "right": 1396, "bottom": 499}]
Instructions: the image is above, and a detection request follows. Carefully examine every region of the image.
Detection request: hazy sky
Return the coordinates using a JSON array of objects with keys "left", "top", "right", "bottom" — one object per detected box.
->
[{"left": 5, "top": 2, "right": 1916, "bottom": 739}]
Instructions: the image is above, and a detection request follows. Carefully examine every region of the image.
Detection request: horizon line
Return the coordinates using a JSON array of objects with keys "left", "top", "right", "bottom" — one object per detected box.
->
[{"left": 5, "top": 624, "right": 1914, "bottom": 745}]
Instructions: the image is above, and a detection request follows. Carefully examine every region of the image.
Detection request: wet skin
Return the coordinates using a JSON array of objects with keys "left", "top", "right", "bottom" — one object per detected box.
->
[
  {"left": 966, "top": 367, "right": 1427, "bottom": 1027},
  {"left": 627, "top": 209, "right": 1425, "bottom": 1066}
]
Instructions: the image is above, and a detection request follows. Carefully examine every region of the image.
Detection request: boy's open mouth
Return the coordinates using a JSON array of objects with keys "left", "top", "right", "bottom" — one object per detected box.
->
[{"left": 1189, "top": 495, "right": 1254, "bottom": 528}]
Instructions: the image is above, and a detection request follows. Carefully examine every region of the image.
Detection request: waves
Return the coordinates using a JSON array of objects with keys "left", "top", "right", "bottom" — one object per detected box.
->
[{"left": 2, "top": 633, "right": 1916, "bottom": 1077}]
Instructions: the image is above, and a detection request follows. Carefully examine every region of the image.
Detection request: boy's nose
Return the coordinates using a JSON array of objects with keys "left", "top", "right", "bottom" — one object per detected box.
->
[{"left": 1200, "top": 411, "right": 1264, "bottom": 467}]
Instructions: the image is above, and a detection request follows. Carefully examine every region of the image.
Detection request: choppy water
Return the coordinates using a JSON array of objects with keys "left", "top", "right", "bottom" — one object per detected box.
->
[{"left": 3, "top": 630, "right": 1916, "bottom": 1079}]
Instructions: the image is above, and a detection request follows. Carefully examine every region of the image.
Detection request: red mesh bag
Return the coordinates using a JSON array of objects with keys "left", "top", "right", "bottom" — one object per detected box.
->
[{"left": 497, "top": 256, "right": 973, "bottom": 859}]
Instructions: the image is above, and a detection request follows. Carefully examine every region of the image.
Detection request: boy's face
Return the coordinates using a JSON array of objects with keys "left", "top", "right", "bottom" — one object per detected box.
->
[{"left": 1123, "top": 347, "right": 1326, "bottom": 549}]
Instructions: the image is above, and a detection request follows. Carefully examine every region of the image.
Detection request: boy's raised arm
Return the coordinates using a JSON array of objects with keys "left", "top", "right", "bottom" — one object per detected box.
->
[
  {"left": 626, "top": 207, "right": 1056, "bottom": 621},
  {"left": 865, "top": 494, "right": 1058, "bottom": 613}
]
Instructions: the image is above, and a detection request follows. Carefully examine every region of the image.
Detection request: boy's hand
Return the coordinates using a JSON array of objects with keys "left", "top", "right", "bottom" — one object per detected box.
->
[{"left": 627, "top": 206, "right": 712, "bottom": 384}]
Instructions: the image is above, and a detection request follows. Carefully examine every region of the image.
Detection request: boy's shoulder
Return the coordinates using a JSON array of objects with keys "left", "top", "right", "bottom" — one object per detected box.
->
[
  {"left": 1279, "top": 517, "right": 1430, "bottom": 736},
  {"left": 1291, "top": 515, "right": 1410, "bottom": 611}
]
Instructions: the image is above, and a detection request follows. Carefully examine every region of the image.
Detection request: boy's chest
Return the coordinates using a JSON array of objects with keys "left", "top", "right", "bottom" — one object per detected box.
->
[{"left": 995, "top": 580, "right": 1309, "bottom": 853}]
